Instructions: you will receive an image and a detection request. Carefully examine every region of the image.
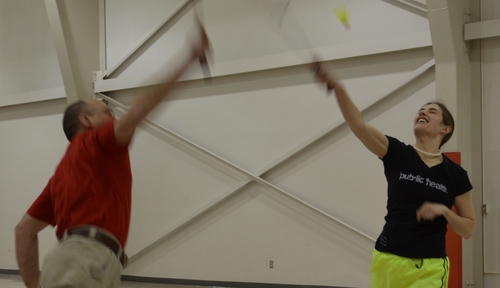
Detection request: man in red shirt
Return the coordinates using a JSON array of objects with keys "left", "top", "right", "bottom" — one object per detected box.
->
[{"left": 14, "top": 23, "right": 210, "bottom": 288}]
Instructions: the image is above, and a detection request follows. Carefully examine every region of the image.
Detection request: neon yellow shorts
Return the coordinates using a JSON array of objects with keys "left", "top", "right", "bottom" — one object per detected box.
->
[{"left": 371, "top": 250, "right": 450, "bottom": 288}]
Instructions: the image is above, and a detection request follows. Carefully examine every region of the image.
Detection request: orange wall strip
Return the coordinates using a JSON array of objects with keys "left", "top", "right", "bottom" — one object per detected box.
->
[{"left": 444, "top": 152, "right": 462, "bottom": 288}]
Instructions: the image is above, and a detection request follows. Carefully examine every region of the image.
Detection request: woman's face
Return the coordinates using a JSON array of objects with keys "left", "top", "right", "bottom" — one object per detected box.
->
[{"left": 413, "top": 103, "right": 447, "bottom": 136}]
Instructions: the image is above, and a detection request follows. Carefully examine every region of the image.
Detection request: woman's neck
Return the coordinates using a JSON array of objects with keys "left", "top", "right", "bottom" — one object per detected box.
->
[{"left": 413, "top": 145, "right": 441, "bottom": 157}]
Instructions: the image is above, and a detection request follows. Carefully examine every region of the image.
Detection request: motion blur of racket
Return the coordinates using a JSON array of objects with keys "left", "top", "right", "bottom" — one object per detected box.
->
[
  {"left": 261, "top": 0, "right": 334, "bottom": 93},
  {"left": 193, "top": 1, "right": 212, "bottom": 84}
]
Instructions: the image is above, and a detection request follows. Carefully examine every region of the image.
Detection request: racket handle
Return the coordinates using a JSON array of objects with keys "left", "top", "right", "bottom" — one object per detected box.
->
[
  {"left": 326, "top": 84, "right": 334, "bottom": 94},
  {"left": 313, "top": 61, "right": 334, "bottom": 94},
  {"left": 199, "top": 57, "right": 212, "bottom": 84}
]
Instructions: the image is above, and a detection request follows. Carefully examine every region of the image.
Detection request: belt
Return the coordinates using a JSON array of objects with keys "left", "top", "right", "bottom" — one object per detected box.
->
[{"left": 60, "top": 226, "right": 128, "bottom": 268}]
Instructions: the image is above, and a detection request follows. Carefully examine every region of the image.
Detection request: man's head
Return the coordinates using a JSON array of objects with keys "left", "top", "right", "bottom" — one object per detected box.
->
[{"left": 62, "top": 99, "right": 114, "bottom": 141}]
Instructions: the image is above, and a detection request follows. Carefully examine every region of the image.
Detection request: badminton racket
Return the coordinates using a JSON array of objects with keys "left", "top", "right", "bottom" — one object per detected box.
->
[{"left": 263, "top": 0, "right": 334, "bottom": 93}]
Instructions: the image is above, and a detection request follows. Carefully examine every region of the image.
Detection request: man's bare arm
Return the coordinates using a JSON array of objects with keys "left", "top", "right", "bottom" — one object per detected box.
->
[
  {"left": 114, "top": 23, "right": 210, "bottom": 145},
  {"left": 15, "top": 214, "right": 49, "bottom": 288}
]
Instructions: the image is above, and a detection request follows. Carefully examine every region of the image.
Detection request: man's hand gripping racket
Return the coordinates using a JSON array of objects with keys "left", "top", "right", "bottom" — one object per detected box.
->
[{"left": 192, "top": 9, "right": 212, "bottom": 83}]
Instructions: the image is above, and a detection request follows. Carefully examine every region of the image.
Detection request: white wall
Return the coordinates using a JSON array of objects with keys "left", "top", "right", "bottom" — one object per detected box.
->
[
  {"left": 0, "top": 0, "right": 65, "bottom": 268},
  {"left": 107, "top": 68, "right": 433, "bottom": 287},
  {"left": 0, "top": 100, "right": 65, "bottom": 266},
  {"left": 99, "top": 1, "right": 437, "bottom": 286},
  {"left": 481, "top": 1, "right": 500, "bottom": 287},
  {"left": 107, "top": 50, "right": 436, "bottom": 287},
  {"left": 2, "top": 0, "right": 496, "bottom": 287},
  {"left": 0, "top": 0, "right": 64, "bottom": 106},
  {"left": 483, "top": 16, "right": 500, "bottom": 288}
]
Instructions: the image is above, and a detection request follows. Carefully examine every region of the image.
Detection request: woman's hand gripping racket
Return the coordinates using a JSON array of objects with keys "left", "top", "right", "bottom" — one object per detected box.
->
[{"left": 313, "top": 60, "right": 337, "bottom": 93}]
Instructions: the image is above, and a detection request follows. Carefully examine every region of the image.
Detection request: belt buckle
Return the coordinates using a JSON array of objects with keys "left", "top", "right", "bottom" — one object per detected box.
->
[
  {"left": 60, "top": 230, "right": 69, "bottom": 242},
  {"left": 88, "top": 226, "right": 97, "bottom": 239}
]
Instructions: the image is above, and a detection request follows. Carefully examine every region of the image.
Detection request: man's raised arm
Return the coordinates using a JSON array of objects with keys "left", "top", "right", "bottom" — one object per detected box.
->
[{"left": 114, "top": 23, "right": 210, "bottom": 145}]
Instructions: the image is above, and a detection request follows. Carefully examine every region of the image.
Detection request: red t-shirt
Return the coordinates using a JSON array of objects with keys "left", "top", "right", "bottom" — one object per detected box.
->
[{"left": 27, "top": 120, "right": 132, "bottom": 248}]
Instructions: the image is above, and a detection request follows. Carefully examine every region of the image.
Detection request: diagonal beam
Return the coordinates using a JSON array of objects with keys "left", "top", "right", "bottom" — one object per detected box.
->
[
  {"left": 98, "top": 92, "right": 377, "bottom": 263},
  {"left": 0, "top": 87, "right": 66, "bottom": 108},
  {"left": 99, "top": 59, "right": 434, "bottom": 263},
  {"left": 381, "top": 0, "right": 427, "bottom": 15},
  {"left": 95, "top": 33, "right": 432, "bottom": 93},
  {"left": 45, "top": 0, "right": 79, "bottom": 103},
  {"left": 104, "top": 0, "right": 199, "bottom": 79},
  {"left": 255, "top": 59, "right": 436, "bottom": 176},
  {"left": 126, "top": 181, "right": 251, "bottom": 264},
  {"left": 46, "top": 0, "right": 100, "bottom": 101},
  {"left": 398, "top": 0, "right": 427, "bottom": 12}
]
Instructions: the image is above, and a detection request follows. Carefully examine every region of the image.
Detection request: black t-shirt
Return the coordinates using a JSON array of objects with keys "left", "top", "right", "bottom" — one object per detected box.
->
[{"left": 374, "top": 136, "right": 472, "bottom": 258}]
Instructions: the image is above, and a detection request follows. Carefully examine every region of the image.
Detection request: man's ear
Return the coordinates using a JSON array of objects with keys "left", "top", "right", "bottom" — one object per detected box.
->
[{"left": 79, "top": 112, "right": 92, "bottom": 128}]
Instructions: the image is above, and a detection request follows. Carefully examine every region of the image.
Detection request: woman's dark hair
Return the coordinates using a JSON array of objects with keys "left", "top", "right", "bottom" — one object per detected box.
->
[
  {"left": 423, "top": 101, "right": 455, "bottom": 148},
  {"left": 62, "top": 101, "right": 92, "bottom": 141}
]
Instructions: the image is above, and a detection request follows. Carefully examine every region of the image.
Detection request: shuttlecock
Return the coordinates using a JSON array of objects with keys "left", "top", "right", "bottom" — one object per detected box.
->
[{"left": 334, "top": 4, "right": 350, "bottom": 29}]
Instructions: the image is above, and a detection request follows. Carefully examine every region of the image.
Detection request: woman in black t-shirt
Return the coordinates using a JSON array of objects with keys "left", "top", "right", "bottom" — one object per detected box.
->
[{"left": 314, "top": 62, "right": 475, "bottom": 287}]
